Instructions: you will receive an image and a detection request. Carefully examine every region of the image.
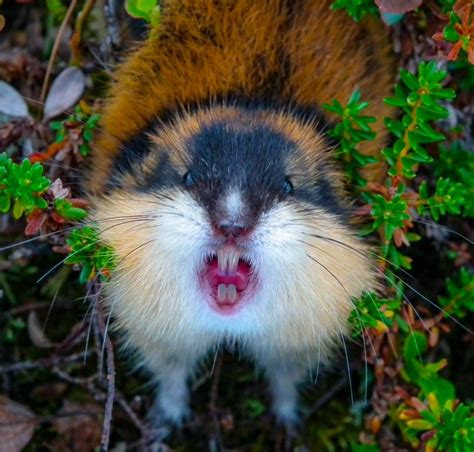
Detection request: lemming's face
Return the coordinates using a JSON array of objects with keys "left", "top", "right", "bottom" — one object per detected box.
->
[{"left": 93, "top": 106, "right": 374, "bottom": 351}]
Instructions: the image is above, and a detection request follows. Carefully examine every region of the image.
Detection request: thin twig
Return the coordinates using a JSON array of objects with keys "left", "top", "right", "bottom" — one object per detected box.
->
[
  {"left": 70, "top": 0, "right": 97, "bottom": 65},
  {"left": 96, "top": 290, "right": 115, "bottom": 452},
  {"left": 0, "top": 351, "right": 89, "bottom": 373},
  {"left": 208, "top": 353, "right": 223, "bottom": 452},
  {"left": 39, "top": 0, "right": 79, "bottom": 104},
  {"left": 306, "top": 376, "right": 348, "bottom": 417}
]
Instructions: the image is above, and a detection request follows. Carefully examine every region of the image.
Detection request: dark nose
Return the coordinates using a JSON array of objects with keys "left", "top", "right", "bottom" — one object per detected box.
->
[{"left": 216, "top": 222, "right": 248, "bottom": 238}]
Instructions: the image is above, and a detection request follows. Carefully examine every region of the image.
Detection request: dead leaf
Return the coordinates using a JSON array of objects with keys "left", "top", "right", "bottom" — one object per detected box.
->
[
  {"left": 52, "top": 401, "right": 102, "bottom": 452},
  {"left": 49, "top": 179, "right": 71, "bottom": 200},
  {"left": 375, "top": 0, "right": 422, "bottom": 14},
  {"left": 43, "top": 67, "right": 85, "bottom": 120},
  {"left": 32, "top": 383, "right": 68, "bottom": 402},
  {"left": 27, "top": 311, "right": 54, "bottom": 348},
  {"left": 0, "top": 81, "right": 29, "bottom": 118},
  {"left": 0, "top": 396, "right": 38, "bottom": 452}
]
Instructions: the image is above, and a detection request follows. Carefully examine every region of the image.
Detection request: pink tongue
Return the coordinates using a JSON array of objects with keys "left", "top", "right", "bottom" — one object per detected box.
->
[{"left": 206, "top": 259, "right": 251, "bottom": 292}]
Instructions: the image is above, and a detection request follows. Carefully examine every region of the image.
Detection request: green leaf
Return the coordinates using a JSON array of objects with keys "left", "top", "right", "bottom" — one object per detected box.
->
[
  {"left": 12, "top": 199, "right": 24, "bottom": 219},
  {"left": 0, "top": 193, "right": 11, "bottom": 213}
]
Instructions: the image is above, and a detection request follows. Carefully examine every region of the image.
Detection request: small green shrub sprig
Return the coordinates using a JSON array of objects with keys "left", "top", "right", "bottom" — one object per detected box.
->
[
  {"left": 348, "top": 292, "right": 401, "bottom": 337},
  {"left": 366, "top": 62, "right": 463, "bottom": 267},
  {"left": 382, "top": 62, "right": 456, "bottom": 179},
  {"left": 435, "top": 141, "right": 474, "bottom": 217},
  {"left": 50, "top": 103, "right": 101, "bottom": 158},
  {"left": 65, "top": 227, "right": 117, "bottom": 284},
  {"left": 0, "top": 153, "right": 87, "bottom": 224},
  {"left": 397, "top": 332, "right": 474, "bottom": 451},
  {"left": 0, "top": 154, "right": 50, "bottom": 218},
  {"left": 323, "top": 90, "right": 377, "bottom": 185},
  {"left": 1, "top": 150, "right": 116, "bottom": 284},
  {"left": 438, "top": 268, "right": 474, "bottom": 318},
  {"left": 330, "top": 0, "right": 378, "bottom": 22}
]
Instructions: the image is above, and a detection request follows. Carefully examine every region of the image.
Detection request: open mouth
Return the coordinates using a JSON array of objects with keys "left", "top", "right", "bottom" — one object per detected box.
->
[{"left": 202, "top": 245, "right": 253, "bottom": 314}]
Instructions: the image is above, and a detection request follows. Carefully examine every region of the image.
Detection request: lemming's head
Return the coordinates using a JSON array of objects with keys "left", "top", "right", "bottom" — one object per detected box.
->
[{"left": 93, "top": 104, "right": 375, "bottom": 349}]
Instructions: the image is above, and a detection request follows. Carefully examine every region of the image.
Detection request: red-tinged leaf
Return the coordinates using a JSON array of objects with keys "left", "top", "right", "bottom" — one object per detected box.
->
[
  {"left": 447, "top": 41, "right": 463, "bottom": 60},
  {"left": 354, "top": 204, "right": 373, "bottom": 216},
  {"left": 25, "top": 210, "right": 47, "bottom": 236},
  {"left": 69, "top": 198, "right": 89, "bottom": 208},
  {"left": 468, "top": 42, "right": 474, "bottom": 64},
  {"left": 395, "top": 385, "right": 411, "bottom": 400},
  {"left": 399, "top": 409, "right": 421, "bottom": 420},
  {"left": 432, "top": 32, "right": 444, "bottom": 42},
  {"left": 51, "top": 212, "right": 66, "bottom": 224},
  {"left": 0, "top": 396, "right": 38, "bottom": 452},
  {"left": 29, "top": 153, "right": 47, "bottom": 164},
  {"left": 408, "top": 397, "right": 427, "bottom": 412},
  {"left": 393, "top": 229, "right": 410, "bottom": 247},
  {"left": 375, "top": 0, "right": 422, "bottom": 14},
  {"left": 429, "top": 327, "right": 440, "bottom": 347},
  {"left": 368, "top": 415, "right": 382, "bottom": 433},
  {"left": 52, "top": 244, "right": 72, "bottom": 254},
  {"left": 454, "top": 0, "right": 472, "bottom": 26},
  {"left": 27, "top": 311, "right": 54, "bottom": 349}
]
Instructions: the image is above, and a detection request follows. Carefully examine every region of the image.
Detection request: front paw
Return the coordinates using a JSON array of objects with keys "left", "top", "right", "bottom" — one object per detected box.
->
[
  {"left": 148, "top": 395, "right": 192, "bottom": 428},
  {"left": 273, "top": 401, "right": 301, "bottom": 431}
]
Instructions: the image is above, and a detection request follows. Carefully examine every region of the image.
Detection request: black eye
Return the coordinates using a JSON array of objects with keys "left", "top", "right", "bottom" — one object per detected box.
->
[
  {"left": 183, "top": 171, "right": 194, "bottom": 188},
  {"left": 283, "top": 177, "right": 294, "bottom": 195}
]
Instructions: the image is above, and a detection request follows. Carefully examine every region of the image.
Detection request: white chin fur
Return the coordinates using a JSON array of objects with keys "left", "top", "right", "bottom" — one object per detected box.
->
[{"left": 101, "top": 190, "right": 371, "bottom": 354}]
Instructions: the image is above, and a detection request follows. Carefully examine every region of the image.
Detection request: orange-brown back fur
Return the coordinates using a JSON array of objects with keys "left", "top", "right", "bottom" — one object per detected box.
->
[{"left": 89, "top": 0, "right": 393, "bottom": 193}]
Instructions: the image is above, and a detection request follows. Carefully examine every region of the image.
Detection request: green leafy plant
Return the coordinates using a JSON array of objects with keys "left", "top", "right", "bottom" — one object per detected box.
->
[
  {"left": 331, "top": 0, "right": 378, "bottom": 22},
  {"left": 418, "top": 177, "right": 465, "bottom": 220},
  {"left": 382, "top": 62, "right": 456, "bottom": 178},
  {"left": 438, "top": 268, "right": 474, "bottom": 318},
  {"left": 399, "top": 395, "right": 474, "bottom": 451},
  {"left": 323, "top": 90, "right": 377, "bottom": 185},
  {"left": 125, "top": 0, "right": 161, "bottom": 26},
  {"left": 65, "top": 227, "right": 117, "bottom": 284},
  {"left": 435, "top": 141, "right": 474, "bottom": 217},
  {"left": 328, "top": 60, "right": 473, "bottom": 451},
  {"left": 349, "top": 292, "right": 401, "bottom": 337},
  {"left": 0, "top": 154, "right": 50, "bottom": 219},
  {"left": 49, "top": 103, "right": 101, "bottom": 157},
  {"left": 0, "top": 153, "right": 87, "bottom": 226}
]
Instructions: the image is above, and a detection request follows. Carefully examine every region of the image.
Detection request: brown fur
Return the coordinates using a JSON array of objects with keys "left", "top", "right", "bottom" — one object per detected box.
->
[{"left": 89, "top": 0, "right": 393, "bottom": 194}]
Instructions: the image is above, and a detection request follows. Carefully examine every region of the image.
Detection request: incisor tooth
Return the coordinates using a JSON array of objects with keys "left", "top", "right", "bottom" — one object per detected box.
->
[
  {"left": 217, "top": 246, "right": 241, "bottom": 275},
  {"left": 217, "top": 284, "right": 227, "bottom": 302},
  {"left": 217, "top": 248, "right": 226, "bottom": 275},
  {"left": 227, "top": 284, "right": 237, "bottom": 303},
  {"left": 228, "top": 250, "right": 240, "bottom": 274}
]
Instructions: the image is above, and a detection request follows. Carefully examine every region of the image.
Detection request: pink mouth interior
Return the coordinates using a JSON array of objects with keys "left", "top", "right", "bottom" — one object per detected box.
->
[{"left": 205, "top": 258, "right": 252, "bottom": 311}]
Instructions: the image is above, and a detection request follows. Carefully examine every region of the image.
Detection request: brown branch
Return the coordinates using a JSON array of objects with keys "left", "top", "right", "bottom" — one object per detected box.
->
[
  {"left": 96, "top": 292, "right": 115, "bottom": 452},
  {"left": 70, "top": 0, "right": 97, "bottom": 65},
  {"left": 0, "top": 351, "right": 89, "bottom": 374},
  {"left": 306, "top": 376, "right": 348, "bottom": 417},
  {"left": 208, "top": 353, "right": 223, "bottom": 451},
  {"left": 39, "top": 0, "right": 79, "bottom": 104}
]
